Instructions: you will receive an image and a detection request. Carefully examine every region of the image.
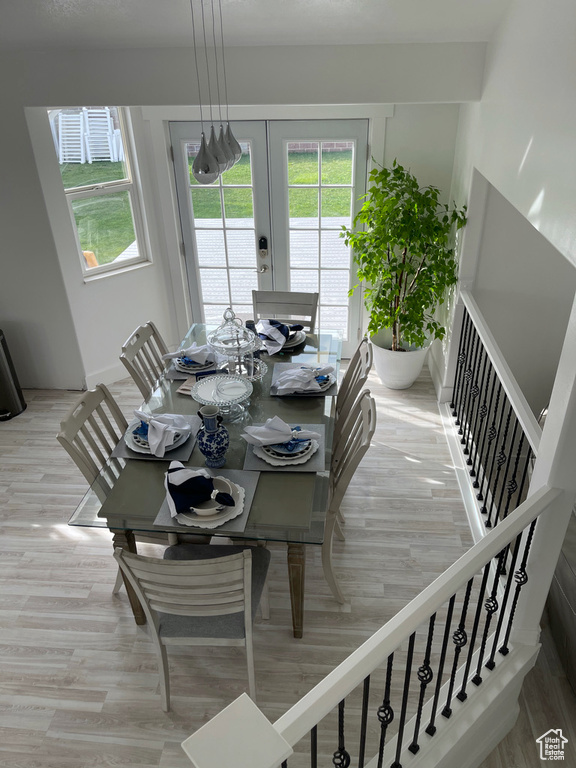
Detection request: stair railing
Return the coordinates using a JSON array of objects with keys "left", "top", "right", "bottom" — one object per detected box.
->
[{"left": 181, "top": 484, "right": 562, "bottom": 768}]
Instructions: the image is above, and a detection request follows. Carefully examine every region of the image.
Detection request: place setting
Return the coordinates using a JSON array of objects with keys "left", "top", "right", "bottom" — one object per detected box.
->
[
  {"left": 241, "top": 415, "right": 326, "bottom": 472},
  {"left": 255, "top": 319, "right": 308, "bottom": 356},
  {"left": 162, "top": 342, "right": 227, "bottom": 382},
  {"left": 153, "top": 461, "right": 260, "bottom": 532},
  {"left": 112, "top": 410, "right": 202, "bottom": 461},
  {"left": 270, "top": 362, "right": 337, "bottom": 396}
]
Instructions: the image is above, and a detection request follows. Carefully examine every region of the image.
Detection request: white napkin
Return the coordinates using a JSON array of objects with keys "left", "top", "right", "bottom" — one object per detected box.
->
[
  {"left": 162, "top": 342, "right": 218, "bottom": 366},
  {"left": 256, "top": 319, "right": 291, "bottom": 355},
  {"left": 133, "top": 411, "right": 199, "bottom": 457},
  {"left": 274, "top": 365, "right": 334, "bottom": 394},
  {"left": 241, "top": 416, "right": 320, "bottom": 447}
]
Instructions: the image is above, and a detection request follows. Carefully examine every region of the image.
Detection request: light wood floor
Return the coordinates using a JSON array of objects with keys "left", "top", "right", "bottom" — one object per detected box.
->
[{"left": 0, "top": 368, "right": 574, "bottom": 767}]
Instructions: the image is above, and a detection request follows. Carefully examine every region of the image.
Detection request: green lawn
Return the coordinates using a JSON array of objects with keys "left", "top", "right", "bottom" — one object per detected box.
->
[{"left": 61, "top": 151, "right": 353, "bottom": 265}]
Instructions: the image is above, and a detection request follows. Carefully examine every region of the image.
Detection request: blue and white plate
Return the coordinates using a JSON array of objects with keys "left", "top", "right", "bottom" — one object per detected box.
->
[
  {"left": 174, "top": 357, "right": 215, "bottom": 374},
  {"left": 267, "top": 438, "right": 311, "bottom": 456}
]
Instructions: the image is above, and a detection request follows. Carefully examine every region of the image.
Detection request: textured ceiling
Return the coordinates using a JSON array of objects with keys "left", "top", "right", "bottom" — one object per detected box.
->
[{"left": 0, "top": 0, "right": 510, "bottom": 50}]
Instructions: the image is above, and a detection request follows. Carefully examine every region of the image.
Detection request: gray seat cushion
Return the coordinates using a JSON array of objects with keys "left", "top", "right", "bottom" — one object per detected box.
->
[{"left": 158, "top": 544, "right": 271, "bottom": 640}]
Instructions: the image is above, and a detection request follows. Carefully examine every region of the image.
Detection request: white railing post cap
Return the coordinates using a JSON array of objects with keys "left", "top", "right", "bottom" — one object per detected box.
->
[{"left": 181, "top": 693, "right": 293, "bottom": 768}]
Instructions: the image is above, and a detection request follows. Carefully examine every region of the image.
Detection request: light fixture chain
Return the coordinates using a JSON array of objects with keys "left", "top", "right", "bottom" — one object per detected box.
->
[
  {"left": 200, "top": 0, "right": 214, "bottom": 125},
  {"left": 210, "top": 0, "right": 223, "bottom": 124},
  {"left": 217, "top": 0, "right": 230, "bottom": 124},
  {"left": 189, "top": 0, "right": 204, "bottom": 130}
]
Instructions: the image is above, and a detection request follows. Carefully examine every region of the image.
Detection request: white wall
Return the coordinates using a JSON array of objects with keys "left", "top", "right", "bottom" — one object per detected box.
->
[
  {"left": 0, "top": 42, "right": 482, "bottom": 389},
  {"left": 452, "top": 0, "right": 576, "bottom": 266},
  {"left": 472, "top": 185, "right": 576, "bottom": 415},
  {"left": 447, "top": 0, "right": 576, "bottom": 413}
]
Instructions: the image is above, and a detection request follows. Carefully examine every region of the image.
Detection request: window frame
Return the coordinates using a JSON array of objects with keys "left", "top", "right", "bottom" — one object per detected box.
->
[{"left": 56, "top": 107, "right": 151, "bottom": 278}]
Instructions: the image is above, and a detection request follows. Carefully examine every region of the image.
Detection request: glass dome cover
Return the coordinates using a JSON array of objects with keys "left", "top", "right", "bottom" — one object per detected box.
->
[{"left": 207, "top": 307, "right": 259, "bottom": 358}]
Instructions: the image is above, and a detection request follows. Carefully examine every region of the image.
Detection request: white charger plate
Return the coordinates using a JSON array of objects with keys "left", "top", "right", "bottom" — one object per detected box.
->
[
  {"left": 124, "top": 418, "right": 190, "bottom": 455},
  {"left": 253, "top": 439, "right": 319, "bottom": 466},
  {"left": 282, "top": 330, "right": 307, "bottom": 349},
  {"left": 174, "top": 358, "right": 216, "bottom": 374}
]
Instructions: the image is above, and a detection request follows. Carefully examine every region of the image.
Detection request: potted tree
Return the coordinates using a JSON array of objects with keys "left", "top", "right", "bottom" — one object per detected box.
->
[{"left": 342, "top": 160, "right": 467, "bottom": 389}]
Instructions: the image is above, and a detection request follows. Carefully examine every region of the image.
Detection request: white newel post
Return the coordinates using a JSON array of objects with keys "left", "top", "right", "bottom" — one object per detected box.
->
[{"left": 511, "top": 294, "right": 576, "bottom": 647}]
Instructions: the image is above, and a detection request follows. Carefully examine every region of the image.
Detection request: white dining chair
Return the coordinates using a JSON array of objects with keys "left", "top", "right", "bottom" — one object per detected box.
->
[
  {"left": 114, "top": 545, "right": 271, "bottom": 711},
  {"left": 334, "top": 337, "right": 373, "bottom": 446},
  {"left": 56, "top": 383, "right": 180, "bottom": 594},
  {"left": 322, "top": 390, "right": 377, "bottom": 604},
  {"left": 120, "top": 321, "right": 169, "bottom": 400},
  {"left": 252, "top": 290, "right": 319, "bottom": 332}
]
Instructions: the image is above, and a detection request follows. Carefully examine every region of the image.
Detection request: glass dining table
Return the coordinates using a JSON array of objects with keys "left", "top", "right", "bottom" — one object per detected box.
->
[{"left": 68, "top": 324, "right": 342, "bottom": 638}]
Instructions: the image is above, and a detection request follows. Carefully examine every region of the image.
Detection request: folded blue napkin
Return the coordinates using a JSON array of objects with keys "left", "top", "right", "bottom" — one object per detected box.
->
[
  {"left": 256, "top": 319, "right": 303, "bottom": 355},
  {"left": 165, "top": 462, "right": 234, "bottom": 516}
]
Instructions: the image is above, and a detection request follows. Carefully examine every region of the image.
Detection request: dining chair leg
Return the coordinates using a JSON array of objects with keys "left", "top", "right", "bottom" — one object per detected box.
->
[
  {"left": 157, "top": 643, "right": 171, "bottom": 712},
  {"left": 112, "top": 567, "right": 124, "bottom": 594},
  {"left": 334, "top": 518, "right": 345, "bottom": 542},
  {"left": 245, "top": 623, "right": 257, "bottom": 702},
  {"left": 257, "top": 541, "right": 270, "bottom": 620},
  {"left": 321, "top": 513, "right": 346, "bottom": 604}
]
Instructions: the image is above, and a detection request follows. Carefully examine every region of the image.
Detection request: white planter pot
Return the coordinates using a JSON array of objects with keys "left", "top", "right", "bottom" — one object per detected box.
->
[{"left": 370, "top": 336, "right": 429, "bottom": 389}]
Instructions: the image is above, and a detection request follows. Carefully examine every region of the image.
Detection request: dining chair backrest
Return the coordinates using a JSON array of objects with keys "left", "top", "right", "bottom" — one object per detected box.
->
[
  {"left": 252, "top": 290, "right": 319, "bottom": 332},
  {"left": 119, "top": 321, "right": 169, "bottom": 400},
  {"left": 334, "top": 337, "right": 373, "bottom": 443},
  {"left": 330, "top": 389, "right": 377, "bottom": 512},
  {"left": 114, "top": 546, "right": 269, "bottom": 709},
  {"left": 57, "top": 383, "right": 127, "bottom": 494}
]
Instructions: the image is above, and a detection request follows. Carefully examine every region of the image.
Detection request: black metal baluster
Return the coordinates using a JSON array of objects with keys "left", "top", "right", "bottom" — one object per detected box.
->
[
  {"left": 311, "top": 726, "right": 317, "bottom": 768},
  {"left": 462, "top": 328, "right": 482, "bottom": 459},
  {"left": 451, "top": 309, "right": 470, "bottom": 420},
  {"left": 467, "top": 346, "right": 489, "bottom": 477},
  {"left": 488, "top": 405, "right": 515, "bottom": 528},
  {"left": 426, "top": 595, "right": 456, "bottom": 736},
  {"left": 376, "top": 654, "right": 395, "bottom": 768},
  {"left": 475, "top": 363, "right": 497, "bottom": 496},
  {"left": 457, "top": 562, "right": 491, "bottom": 701},
  {"left": 332, "top": 699, "right": 351, "bottom": 768},
  {"left": 442, "top": 579, "right": 474, "bottom": 718},
  {"left": 499, "top": 519, "right": 538, "bottom": 656},
  {"left": 484, "top": 530, "right": 524, "bottom": 669},
  {"left": 479, "top": 381, "right": 504, "bottom": 519},
  {"left": 358, "top": 676, "right": 370, "bottom": 768},
  {"left": 458, "top": 327, "right": 478, "bottom": 442},
  {"left": 409, "top": 615, "right": 436, "bottom": 754},
  {"left": 391, "top": 633, "right": 416, "bottom": 768},
  {"left": 501, "top": 431, "right": 525, "bottom": 521},
  {"left": 472, "top": 548, "right": 506, "bottom": 684},
  {"left": 455, "top": 312, "right": 474, "bottom": 428}
]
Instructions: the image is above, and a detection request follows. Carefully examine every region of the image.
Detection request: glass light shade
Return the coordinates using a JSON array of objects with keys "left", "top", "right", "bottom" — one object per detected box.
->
[
  {"left": 218, "top": 124, "right": 235, "bottom": 170},
  {"left": 225, "top": 123, "right": 243, "bottom": 165},
  {"left": 192, "top": 132, "right": 220, "bottom": 185},
  {"left": 207, "top": 124, "right": 228, "bottom": 174}
]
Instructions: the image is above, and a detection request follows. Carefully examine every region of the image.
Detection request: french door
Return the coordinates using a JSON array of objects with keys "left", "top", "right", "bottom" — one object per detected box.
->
[{"left": 170, "top": 119, "right": 368, "bottom": 356}]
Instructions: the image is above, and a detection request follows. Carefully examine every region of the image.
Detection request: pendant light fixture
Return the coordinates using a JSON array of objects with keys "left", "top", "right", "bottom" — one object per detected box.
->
[
  {"left": 190, "top": 0, "right": 241, "bottom": 185},
  {"left": 190, "top": 0, "right": 219, "bottom": 185}
]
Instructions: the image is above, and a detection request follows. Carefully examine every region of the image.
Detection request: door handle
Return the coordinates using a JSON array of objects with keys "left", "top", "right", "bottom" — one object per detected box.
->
[{"left": 256, "top": 264, "right": 269, "bottom": 273}]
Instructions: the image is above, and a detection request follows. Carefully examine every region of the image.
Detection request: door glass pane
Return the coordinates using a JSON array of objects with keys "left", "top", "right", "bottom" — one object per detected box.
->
[
  {"left": 291, "top": 270, "right": 319, "bottom": 292},
  {"left": 321, "top": 141, "right": 353, "bottom": 185},
  {"left": 223, "top": 188, "right": 254, "bottom": 226},
  {"left": 321, "top": 188, "right": 352, "bottom": 224},
  {"left": 321, "top": 231, "right": 349, "bottom": 268},
  {"left": 187, "top": 140, "right": 258, "bottom": 321},
  {"left": 287, "top": 142, "right": 319, "bottom": 184},
  {"left": 289, "top": 188, "right": 318, "bottom": 227},
  {"left": 71, "top": 190, "right": 137, "bottom": 266},
  {"left": 290, "top": 231, "right": 318, "bottom": 268},
  {"left": 321, "top": 270, "right": 350, "bottom": 305}
]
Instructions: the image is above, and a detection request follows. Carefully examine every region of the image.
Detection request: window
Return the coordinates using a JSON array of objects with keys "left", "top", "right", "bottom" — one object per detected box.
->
[{"left": 47, "top": 106, "right": 149, "bottom": 275}]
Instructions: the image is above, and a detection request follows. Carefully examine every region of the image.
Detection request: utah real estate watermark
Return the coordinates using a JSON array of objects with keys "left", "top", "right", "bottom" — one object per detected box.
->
[{"left": 536, "top": 729, "right": 568, "bottom": 761}]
